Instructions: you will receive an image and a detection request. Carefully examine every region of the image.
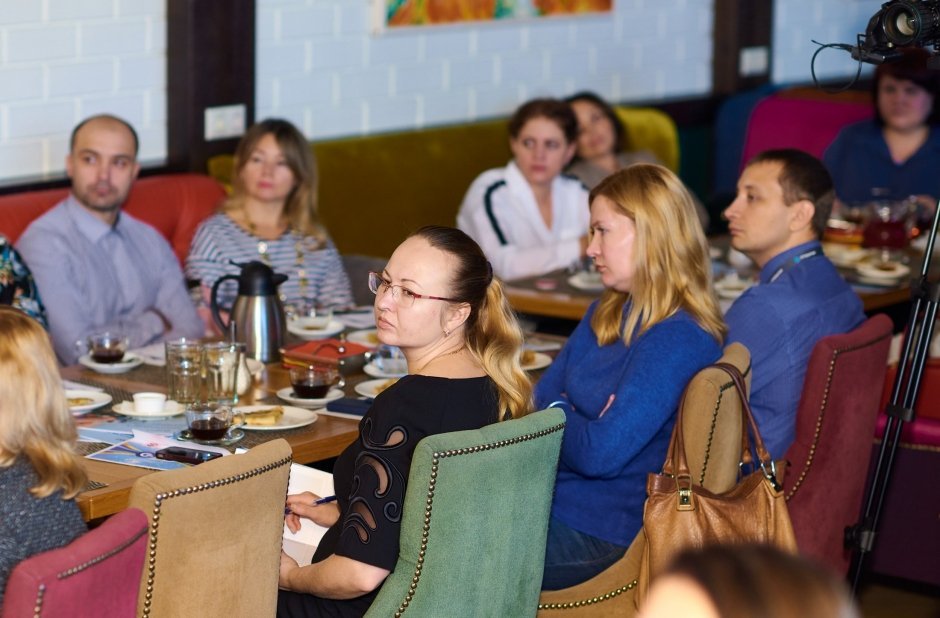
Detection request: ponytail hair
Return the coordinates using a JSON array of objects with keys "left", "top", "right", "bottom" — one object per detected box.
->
[{"left": 410, "top": 226, "right": 533, "bottom": 419}]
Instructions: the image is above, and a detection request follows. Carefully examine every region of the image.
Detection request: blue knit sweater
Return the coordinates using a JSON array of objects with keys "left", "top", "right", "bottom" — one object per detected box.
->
[{"left": 535, "top": 302, "right": 721, "bottom": 546}]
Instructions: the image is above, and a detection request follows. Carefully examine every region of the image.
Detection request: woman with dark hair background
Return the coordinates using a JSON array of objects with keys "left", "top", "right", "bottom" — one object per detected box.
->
[
  {"left": 565, "top": 91, "right": 658, "bottom": 188},
  {"left": 457, "top": 98, "right": 590, "bottom": 281},
  {"left": 565, "top": 91, "right": 710, "bottom": 229},
  {"left": 824, "top": 47, "right": 940, "bottom": 217}
]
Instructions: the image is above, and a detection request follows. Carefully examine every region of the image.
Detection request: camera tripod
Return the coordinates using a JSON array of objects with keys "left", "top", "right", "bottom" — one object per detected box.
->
[{"left": 845, "top": 202, "right": 940, "bottom": 592}]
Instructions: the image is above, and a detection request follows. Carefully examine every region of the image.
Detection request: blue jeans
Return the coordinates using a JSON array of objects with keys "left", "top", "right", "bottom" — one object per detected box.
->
[{"left": 541, "top": 516, "right": 628, "bottom": 590}]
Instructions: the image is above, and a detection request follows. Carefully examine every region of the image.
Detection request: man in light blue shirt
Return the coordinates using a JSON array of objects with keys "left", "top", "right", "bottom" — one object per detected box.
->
[
  {"left": 723, "top": 149, "right": 866, "bottom": 458},
  {"left": 17, "top": 115, "right": 203, "bottom": 364}
]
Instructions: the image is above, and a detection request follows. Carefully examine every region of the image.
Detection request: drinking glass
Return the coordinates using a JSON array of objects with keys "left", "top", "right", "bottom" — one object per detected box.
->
[
  {"left": 862, "top": 200, "right": 914, "bottom": 251},
  {"left": 165, "top": 338, "right": 202, "bottom": 404},
  {"left": 185, "top": 402, "right": 239, "bottom": 441},
  {"left": 289, "top": 364, "right": 344, "bottom": 399},
  {"left": 76, "top": 332, "right": 129, "bottom": 364},
  {"left": 371, "top": 344, "right": 408, "bottom": 376},
  {"left": 203, "top": 342, "right": 245, "bottom": 404}
]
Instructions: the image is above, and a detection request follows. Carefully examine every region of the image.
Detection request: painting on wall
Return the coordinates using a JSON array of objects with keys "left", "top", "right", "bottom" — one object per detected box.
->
[{"left": 376, "top": 0, "right": 613, "bottom": 29}]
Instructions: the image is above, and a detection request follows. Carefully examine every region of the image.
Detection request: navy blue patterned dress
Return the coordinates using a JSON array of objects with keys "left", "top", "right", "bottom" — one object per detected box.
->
[{"left": 0, "top": 235, "right": 46, "bottom": 327}]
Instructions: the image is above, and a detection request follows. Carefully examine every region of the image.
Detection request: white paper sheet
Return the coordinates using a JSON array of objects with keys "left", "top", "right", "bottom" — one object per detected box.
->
[{"left": 282, "top": 464, "right": 335, "bottom": 565}]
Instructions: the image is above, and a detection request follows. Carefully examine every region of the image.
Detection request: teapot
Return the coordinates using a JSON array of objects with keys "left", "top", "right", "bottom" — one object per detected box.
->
[{"left": 210, "top": 261, "right": 288, "bottom": 362}]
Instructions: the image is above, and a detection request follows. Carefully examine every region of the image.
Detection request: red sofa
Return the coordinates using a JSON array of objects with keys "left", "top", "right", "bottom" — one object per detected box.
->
[{"left": 0, "top": 173, "right": 225, "bottom": 266}]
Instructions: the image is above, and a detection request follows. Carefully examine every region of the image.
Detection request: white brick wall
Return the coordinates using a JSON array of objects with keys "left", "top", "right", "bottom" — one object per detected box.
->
[
  {"left": 773, "top": 0, "right": 875, "bottom": 84},
  {"left": 0, "top": 2, "right": 165, "bottom": 185},
  {"left": 0, "top": 0, "right": 889, "bottom": 185},
  {"left": 256, "top": 0, "right": 717, "bottom": 139}
]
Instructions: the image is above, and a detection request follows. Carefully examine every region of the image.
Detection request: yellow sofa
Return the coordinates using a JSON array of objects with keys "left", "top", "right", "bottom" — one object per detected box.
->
[{"left": 208, "top": 106, "right": 678, "bottom": 258}]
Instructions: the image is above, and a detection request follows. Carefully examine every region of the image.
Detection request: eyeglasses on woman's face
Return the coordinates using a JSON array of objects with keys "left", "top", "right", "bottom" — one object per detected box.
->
[{"left": 368, "top": 272, "right": 458, "bottom": 308}]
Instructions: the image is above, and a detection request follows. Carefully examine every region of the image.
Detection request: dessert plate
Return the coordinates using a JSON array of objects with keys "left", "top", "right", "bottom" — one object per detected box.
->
[
  {"left": 287, "top": 319, "right": 345, "bottom": 340},
  {"left": 235, "top": 405, "right": 318, "bottom": 431},
  {"left": 66, "top": 390, "right": 113, "bottom": 415}
]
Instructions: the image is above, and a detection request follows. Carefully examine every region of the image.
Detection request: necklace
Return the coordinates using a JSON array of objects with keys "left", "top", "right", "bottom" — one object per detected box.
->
[
  {"left": 414, "top": 345, "right": 465, "bottom": 376},
  {"left": 243, "top": 213, "right": 309, "bottom": 301}
]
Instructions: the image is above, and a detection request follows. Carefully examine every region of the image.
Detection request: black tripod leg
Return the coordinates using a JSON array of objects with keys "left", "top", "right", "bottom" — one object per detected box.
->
[{"left": 847, "top": 203, "right": 940, "bottom": 592}]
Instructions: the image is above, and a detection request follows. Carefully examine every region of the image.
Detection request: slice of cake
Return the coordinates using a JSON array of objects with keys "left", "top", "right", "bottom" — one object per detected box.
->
[{"left": 242, "top": 406, "right": 285, "bottom": 427}]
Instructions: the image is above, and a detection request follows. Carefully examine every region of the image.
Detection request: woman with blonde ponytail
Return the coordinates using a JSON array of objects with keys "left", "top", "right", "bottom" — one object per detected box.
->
[
  {"left": 538, "top": 164, "right": 725, "bottom": 591},
  {"left": 0, "top": 307, "right": 87, "bottom": 605},
  {"left": 278, "top": 226, "right": 532, "bottom": 617}
]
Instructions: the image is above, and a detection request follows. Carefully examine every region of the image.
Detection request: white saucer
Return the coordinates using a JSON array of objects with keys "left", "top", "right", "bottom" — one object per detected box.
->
[
  {"left": 363, "top": 360, "right": 407, "bottom": 379},
  {"left": 521, "top": 352, "right": 552, "bottom": 371},
  {"left": 856, "top": 261, "right": 910, "bottom": 281},
  {"left": 78, "top": 353, "right": 143, "bottom": 374},
  {"left": 346, "top": 329, "right": 380, "bottom": 347},
  {"left": 823, "top": 244, "right": 873, "bottom": 268},
  {"left": 113, "top": 400, "right": 185, "bottom": 418},
  {"left": 276, "top": 386, "right": 344, "bottom": 408},
  {"left": 287, "top": 319, "right": 345, "bottom": 340},
  {"left": 66, "top": 390, "right": 113, "bottom": 415},
  {"left": 714, "top": 276, "right": 755, "bottom": 300},
  {"left": 567, "top": 272, "right": 604, "bottom": 291},
  {"left": 235, "top": 405, "right": 318, "bottom": 431},
  {"left": 355, "top": 378, "right": 400, "bottom": 399}
]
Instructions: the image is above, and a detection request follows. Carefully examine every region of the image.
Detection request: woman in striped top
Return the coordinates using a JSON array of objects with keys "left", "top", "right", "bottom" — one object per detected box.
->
[{"left": 187, "top": 119, "right": 353, "bottom": 319}]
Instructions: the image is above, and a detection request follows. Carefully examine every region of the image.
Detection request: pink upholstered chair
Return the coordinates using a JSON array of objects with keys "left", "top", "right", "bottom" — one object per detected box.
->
[
  {"left": 739, "top": 92, "right": 873, "bottom": 169},
  {"left": 1, "top": 508, "right": 148, "bottom": 618},
  {"left": 783, "top": 315, "right": 893, "bottom": 575}
]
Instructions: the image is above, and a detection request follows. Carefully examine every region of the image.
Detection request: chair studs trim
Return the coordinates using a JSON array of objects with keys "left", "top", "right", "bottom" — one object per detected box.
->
[
  {"left": 389, "top": 421, "right": 565, "bottom": 616},
  {"left": 137, "top": 454, "right": 292, "bottom": 618},
  {"left": 56, "top": 526, "right": 149, "bottom": 580},
  {"left": 537, "top": 579, "right": 638, "bottom": 611},
  {"left": 784, "top": 333, "right": 890, "bottom": 501},
  {"left": 699, "top": 363, "right": 750, "bottom": 486},
  {"left": 698, "top": 380, "right": 731, "bottom": 486},
  {"left": 25, "top": 524, "right": 148, "bottom": 617},
  {"left": 31, "top": 584, "right": 46, "bottom": 618}
]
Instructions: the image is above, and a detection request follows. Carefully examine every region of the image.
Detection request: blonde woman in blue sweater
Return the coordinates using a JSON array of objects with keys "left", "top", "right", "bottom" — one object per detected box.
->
[{"left": 537, "top": 164, "right": 726, "bottom": 590}]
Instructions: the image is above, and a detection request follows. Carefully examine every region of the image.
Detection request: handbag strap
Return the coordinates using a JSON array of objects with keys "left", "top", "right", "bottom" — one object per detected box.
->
[{"left": 664, "top": 361, "right": 781, "bottom": 490}]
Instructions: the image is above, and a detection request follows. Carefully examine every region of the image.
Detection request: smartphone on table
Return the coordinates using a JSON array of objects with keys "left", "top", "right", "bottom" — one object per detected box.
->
[{"left": 155, "top": 446, "right": 223, "bottom": 465}]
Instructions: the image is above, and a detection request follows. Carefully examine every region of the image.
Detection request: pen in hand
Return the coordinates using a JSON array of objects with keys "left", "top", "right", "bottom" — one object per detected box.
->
[{"left": 284, "top": 495, "right": 337, "bottom": 515}]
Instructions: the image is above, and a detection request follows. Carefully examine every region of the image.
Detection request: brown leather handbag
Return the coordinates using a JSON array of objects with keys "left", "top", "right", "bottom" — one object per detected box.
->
[{"left": 636, "top": 362, "right": 798, "bottom": 606}]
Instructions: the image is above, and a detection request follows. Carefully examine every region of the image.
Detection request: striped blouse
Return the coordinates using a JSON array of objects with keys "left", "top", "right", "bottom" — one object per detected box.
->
[{"left": 186, "top": 213, "right": 353, "bottom": 311}]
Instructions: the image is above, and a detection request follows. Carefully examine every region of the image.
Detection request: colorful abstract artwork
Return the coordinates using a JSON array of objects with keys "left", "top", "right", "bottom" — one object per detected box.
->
[{"left": 383, "top": 0, "right": 612, "bottom": 28}]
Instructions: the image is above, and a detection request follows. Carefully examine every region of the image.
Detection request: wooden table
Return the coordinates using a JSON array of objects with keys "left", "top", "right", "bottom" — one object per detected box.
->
[
  {"left": 503, "top": 250, "right": 921, "bottom": 322},
  {"left": 64, "top": 360, "right": 362, "bottom": 521}
]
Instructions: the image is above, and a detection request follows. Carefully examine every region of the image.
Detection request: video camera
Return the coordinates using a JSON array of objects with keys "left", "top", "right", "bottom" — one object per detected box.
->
[{"left": 853, "top": 0, "right": 940, "bottom": 65}]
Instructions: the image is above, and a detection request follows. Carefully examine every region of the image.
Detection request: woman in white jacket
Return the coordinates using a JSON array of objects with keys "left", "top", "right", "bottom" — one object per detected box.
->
[{"left": 457, "top": 98, "right": 590, "bottom": 281}]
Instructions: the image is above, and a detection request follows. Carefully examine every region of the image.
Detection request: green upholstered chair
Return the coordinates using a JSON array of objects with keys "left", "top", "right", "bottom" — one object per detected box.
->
[
  {"left": 126, "top": 439, "right": 292, "bottom": 618},
  {"left": 537, "top": 344, "right": 751, "bottom": 617},
  {"left": 364, "top": 408, "right": 566, "bottom": 617}
]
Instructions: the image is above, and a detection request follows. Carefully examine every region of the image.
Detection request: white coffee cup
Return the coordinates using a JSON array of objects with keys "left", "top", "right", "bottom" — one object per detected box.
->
[{"left": 133, "top": 392, "right": 167, "bottom": 415}]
